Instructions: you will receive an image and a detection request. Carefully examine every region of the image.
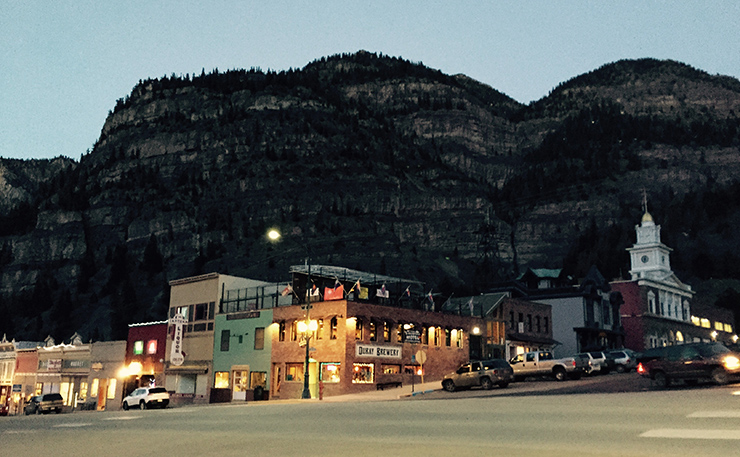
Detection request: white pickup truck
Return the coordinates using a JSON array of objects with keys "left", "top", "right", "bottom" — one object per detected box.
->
[{"left": 508, "top": 351, "right": 586, "bottom": 381}]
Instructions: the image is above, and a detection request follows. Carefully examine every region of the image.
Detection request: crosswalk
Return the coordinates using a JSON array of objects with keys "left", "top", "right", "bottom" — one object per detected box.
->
[{"left": 641, "top": 409, "right": 740, "bottom": 440}]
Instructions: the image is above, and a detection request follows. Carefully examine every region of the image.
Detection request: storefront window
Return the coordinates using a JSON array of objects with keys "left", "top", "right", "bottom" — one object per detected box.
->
[
  {"left": 320, "top": 363, "right": 341, "bottom": 383},
  {"left": 445, "top": 329, "right": 451, "bottom": 346},
  {"left": 107, "top": 378, "right": 117, "bottom": 399},
  {"left": 147, "top": 340, "right": 157, "bottom": 354},
  {"left": 214, "top": 371, "right": 230, "bottom": 389},
  {"left": 352, "top": 363, "right": 374, "bottom": 384},
  {"left": 383, "top": 322, "right": 390, "bottom": 342},
  {"left": 250, "top": 371, "right": 266, "bottom": 388},
  {"left": 79, "top": 382, "right": 88, "bottom": 402},
  {"left": 382, "top": 364, "right": 400, "bottom": 374},
  {"left": 285, "top": 363, "right": 304, "bottom": 382},
  {"left": 90, "top": 379, "right": 98, "bottom": 397},
  {"left": 133, "top": 340, "right": 144, "bottom": 355}
]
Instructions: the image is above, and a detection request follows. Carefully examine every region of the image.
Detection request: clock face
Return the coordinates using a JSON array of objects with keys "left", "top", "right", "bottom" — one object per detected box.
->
[{"left": 641, "top": 255, "right": 649, "bottom": 263}]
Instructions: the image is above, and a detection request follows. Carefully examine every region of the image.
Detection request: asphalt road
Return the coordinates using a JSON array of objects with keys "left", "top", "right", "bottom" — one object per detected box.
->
[{"left": 3, "top": 373, "right": 740, "bottom": 457}]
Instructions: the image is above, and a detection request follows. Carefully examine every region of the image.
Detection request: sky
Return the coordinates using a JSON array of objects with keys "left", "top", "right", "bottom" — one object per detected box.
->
[{"left": 2, "top": 1, "right": 739, "bottom": 161}]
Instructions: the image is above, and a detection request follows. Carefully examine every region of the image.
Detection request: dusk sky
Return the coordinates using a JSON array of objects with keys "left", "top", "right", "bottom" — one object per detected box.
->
[{"left": 2, "top": 1, "right": 739, "bottom": 161}]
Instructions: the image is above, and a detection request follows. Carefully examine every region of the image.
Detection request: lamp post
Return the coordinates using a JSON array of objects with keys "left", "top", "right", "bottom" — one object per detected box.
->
[
  {"left": 297, "top": 318, "right": 318, "bottom": 399},
  {"left": 266, "top": 228, "right": 315, "bottom": 399}
]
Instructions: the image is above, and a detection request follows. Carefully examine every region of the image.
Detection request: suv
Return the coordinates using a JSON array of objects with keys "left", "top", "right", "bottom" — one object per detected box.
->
[
  {"left": 122, "top": 386, "right": 169, "bottom": 410},
  {"left": 442, "top": 359, "right": 513, "bottom": 392},
  {"left": 638, "top": 342, "right": 740, "bottom": 387},
  {"left": 606, "top": 349, "right": 637, "bottom": 373},
  {"left": 576, "top": 352, "right": 610, "bottom": 375},
  {"left": 24, "top": 393, "right": 64, "bottom": 415}
]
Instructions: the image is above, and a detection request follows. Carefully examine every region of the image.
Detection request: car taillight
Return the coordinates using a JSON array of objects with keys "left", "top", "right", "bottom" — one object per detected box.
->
[
  {"left": 637, "top": 363, "right": 645, "bottom": 374},
  {"left": 493, "top": 369, "right": 500, "bottom": 375}
]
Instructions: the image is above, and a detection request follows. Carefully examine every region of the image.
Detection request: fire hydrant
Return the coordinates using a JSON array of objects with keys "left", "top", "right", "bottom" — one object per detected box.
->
[{"left": 319, "top": 380, "right": 324, "bottom": 400}]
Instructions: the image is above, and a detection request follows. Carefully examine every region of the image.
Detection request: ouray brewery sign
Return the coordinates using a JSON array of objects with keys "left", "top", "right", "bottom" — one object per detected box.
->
[{"left": 355, "top": 344, "right": 402, "bottom": 359}]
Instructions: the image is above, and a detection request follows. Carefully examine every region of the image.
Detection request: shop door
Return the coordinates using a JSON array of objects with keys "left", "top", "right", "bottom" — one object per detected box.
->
[
  {"left": 232, "top": 370, "right": 249, "bottom": 401},
  {"left": 308, "top": 361, "right": 318, "bottom": 399}
]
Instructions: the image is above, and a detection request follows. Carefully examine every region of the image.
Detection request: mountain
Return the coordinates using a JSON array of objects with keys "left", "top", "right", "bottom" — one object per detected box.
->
[{"left": 1, "top": 52, "right": 740, "bottom": 341}]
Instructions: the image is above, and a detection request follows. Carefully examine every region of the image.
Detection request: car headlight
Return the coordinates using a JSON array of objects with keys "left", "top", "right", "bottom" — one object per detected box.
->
[{"left": 723, "top": 355, "right": 740, "bottom": 370}]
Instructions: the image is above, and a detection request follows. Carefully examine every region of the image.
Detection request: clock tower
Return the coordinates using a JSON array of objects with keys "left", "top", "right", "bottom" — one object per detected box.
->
[{"left": 627, "top": 208, "right": 673, "bottom": 281}]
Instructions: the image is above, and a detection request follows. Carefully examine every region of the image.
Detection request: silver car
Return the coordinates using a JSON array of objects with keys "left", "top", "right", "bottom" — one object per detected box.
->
[{"left": 442, "top": 359, "right": 513, "bottom": 392}]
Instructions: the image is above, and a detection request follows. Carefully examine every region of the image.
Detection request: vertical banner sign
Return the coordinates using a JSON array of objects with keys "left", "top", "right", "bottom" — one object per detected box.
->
[{"left": 170, "top": 314, "right": 187, "bottom": 366}]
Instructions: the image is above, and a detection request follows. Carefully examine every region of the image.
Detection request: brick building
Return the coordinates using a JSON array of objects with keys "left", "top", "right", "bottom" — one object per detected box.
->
[{"left": 270, "top": 298, "right": 482, "bottom": 399}]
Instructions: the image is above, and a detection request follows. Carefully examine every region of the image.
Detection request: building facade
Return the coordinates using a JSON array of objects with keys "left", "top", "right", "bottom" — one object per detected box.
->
[
  {"left": 270, "top": 299, "right": 482, "bottom": 399},
  {"left": 165, "top": 273, "right": 289, "bottom": 405},
  {"left": 610, "top": 209, "right": 735, "bottom": 350}
]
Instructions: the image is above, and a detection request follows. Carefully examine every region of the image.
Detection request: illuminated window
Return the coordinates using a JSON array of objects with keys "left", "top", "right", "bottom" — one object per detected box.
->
[
  {"left": 79, "top": 382, "right": 88, "bottom": 402},
  {"left": 279, "top": 321, "right": 286, "bottom": 341},
  {"left": 147, "top": 340, "right": 157, "bottom": 354},
  {"left": 445, "top": 328, "right": 451, "bottom": 346},
  {"left": 320, "top": 363, "right": 341, "bottom": 383},
  {"left": 133, "top": 341, "right": 144, "bottom": 355},
  {"left": 715, "top": 322, "right": 724, "bottom": 331},
  {"left": 352, "top": 363, "right": 374, "bottom": 384},
  {"left": 383, "top": 322, "right": 390, "bottom": 342},
  {"left": 213, "top": 372, "right": 229, "bottom": 389},
  {"left": 701, "top": 318, "right": 711, "bottom": 328},
  {"left": 90, "top": 379, "right": 99, "bottom": 397},
  {"left": 107, "top": 378, "right": 117, "bottom": 399},
  {"left": 316, "top": 319, "right": 324, "bottom": 340},
  {"left": 369, "top": 321, "right": 376, "bottom": 341},
  {"left": 725, "top": 323, "right": 733, "bottom": 333},
  {"left": 285, "top": 363, "right": 304, "bottom": 382},
  {"left": 381, "top": 364, "right": 400, "bottom": 374}
]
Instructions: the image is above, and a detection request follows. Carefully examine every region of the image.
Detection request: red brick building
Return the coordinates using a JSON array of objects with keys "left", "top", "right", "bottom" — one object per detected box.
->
[{"left": 270, "top": 299, "right": 483, "bottom": 399}]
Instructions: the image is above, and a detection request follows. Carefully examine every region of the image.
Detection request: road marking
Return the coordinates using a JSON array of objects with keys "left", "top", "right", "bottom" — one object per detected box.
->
[
  {"left": 54, "top": 423, "right": 92, "bottom": 428},
  {"left": 104, "top": 416, "right": 142, "bottom": 420},
  {"left": 641, "top": 429, "right": 740, "bottom": 440},
  {"left": 688, "top": 411, "right": 740, "bottom": 418}
]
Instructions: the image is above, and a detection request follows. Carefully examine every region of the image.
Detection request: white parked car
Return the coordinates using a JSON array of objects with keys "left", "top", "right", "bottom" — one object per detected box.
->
[
  {"left": 576, "top": 352, "right": 610, "bottom": 375},
  {"left": 122, "top": 386, "right": 169, "bottom": 410}
]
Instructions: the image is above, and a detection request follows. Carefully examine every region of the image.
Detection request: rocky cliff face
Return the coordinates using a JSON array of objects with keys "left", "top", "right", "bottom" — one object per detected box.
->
[{"left": 2, "top": 53, "right": 740, "bottom": 341}]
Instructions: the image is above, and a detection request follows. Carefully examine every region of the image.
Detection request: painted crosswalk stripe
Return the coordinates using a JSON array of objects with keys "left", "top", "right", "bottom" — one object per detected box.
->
[{"left": 641, "top": 429, "right": 740, "bottom": 440}]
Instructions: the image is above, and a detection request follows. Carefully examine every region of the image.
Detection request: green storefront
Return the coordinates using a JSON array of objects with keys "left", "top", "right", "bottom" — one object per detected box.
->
[{"left": 212, "top": 309, "right": 274, "bottom": 401}]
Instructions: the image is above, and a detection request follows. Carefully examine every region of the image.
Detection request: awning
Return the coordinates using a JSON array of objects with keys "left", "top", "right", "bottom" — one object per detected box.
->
[{"left": 165, "top": 363, "right": 209, "bottom": 374}]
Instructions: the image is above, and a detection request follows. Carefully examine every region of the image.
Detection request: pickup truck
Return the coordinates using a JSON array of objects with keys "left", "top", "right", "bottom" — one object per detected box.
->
[{"left": 508, "top": 351, "right": 586, "bottom": 381}]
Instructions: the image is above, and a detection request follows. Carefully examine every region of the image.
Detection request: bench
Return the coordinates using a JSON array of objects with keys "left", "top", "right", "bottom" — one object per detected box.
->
[{"left": 376, "top": 381, "right": 403, "bottom": 390}]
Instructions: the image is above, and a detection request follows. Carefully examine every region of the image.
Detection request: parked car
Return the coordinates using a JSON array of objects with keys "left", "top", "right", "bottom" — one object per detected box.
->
[
  {"left": 606, "top": 349, "right": 637, "bottom": 373},
  {"left": 122, "top": 386, "right": 170, "bottom": 410},
  {"left": 24, "top": 393, "right": 64, "bottom": 415},
  {"left": 442, "top": 359, "right": 513, "bottom": 392},
  {"left": 576, "top": 352, "right": 610, "bottom": 375},
  {"left": 637, "top": 342, "right": 740, "bottom": 387},
  {"left": 509, "top": 351, "right": 586, "bottom": 381}
]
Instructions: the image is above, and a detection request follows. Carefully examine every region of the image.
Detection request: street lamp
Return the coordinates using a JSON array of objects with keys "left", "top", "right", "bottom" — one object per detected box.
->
[{"left": 297, "top": 318, "right": 318, "bottom": 399}]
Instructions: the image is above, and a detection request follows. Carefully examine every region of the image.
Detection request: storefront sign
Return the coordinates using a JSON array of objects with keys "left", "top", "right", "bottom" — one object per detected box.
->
[
  {"left": 46, "top": 359, "right": 62, "bottom": 372},
  {"left": 169, "top": 314, "right": 187, "bottom": 366},
  {"left": 355, "top": 344, "right": 402, "bottom": 359}
]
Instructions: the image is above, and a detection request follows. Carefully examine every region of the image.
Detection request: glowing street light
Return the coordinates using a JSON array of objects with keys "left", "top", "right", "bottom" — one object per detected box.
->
[{"left": 298, "top": 319, "right": 318, "bottom": 399}]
